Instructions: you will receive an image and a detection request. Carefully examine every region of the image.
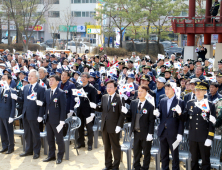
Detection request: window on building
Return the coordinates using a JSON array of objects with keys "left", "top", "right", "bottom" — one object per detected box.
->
[
  {"left": 82, "top": 0, "right": 85, "bottom": 3},
  {"left": 90, "top": 11, "right": 96, "bottom": 17},
  {"left": 74, "top": 11, "right": 81, "bottom": 17},
  {"left": 49, "top": 0, "right": 59, "bottom": 4},
  {"left": 82, "top": 11, "right": 86, "bottom": 17},
  {"left": 86, "top": 11, "right": 89, "bottom": 17},
  {"left": 181, "top": 10, "right": 188, "bottom": 16},
  {"left": 48, "top": 11, "right": 60, "bottom": 17},
  {"left": 90, "top": 0, "right": 96, "bottom": 3},
  {"left": 74, "top": 0, "right": 81, "bottom": 3},
  {"left": 37, "top": 0, "right": 44, "bottom": 4}
]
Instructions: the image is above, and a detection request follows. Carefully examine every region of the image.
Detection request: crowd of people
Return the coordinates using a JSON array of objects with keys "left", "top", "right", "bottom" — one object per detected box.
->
[{"left": 0, "top": 48, "right": 222, "bottom": 170}]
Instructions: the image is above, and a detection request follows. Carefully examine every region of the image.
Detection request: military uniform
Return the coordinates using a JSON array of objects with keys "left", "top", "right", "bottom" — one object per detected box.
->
[{"left": 180, "top": 80, "right": 216, "bottom": 169}]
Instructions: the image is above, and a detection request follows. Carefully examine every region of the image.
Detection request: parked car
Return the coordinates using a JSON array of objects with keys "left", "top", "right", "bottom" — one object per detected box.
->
[{"left": 65, "top": 41, "right": 94, "bottom": 53}]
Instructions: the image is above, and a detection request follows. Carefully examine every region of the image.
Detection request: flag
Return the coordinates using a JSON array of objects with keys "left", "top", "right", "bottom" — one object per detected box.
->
[
  {"left": 100, "top": 67, "right": 106, "bottom": 74},
  {"left": 164, "top": 62, "right": 171, "bottom": 67},
  {"left": 174, "top": 62, "right": 182, "bottom": 69},
  {"left": 6, "top": 61, "right": 11, "bottom": 68},
  {"left": 27, "top": 93, "right": 37, "bottom": 100},
  {"left": 145, "top": 93, "right": 155, "bottom": 107},
  {"left": 62, "top": 65, "right": 69, "bottom": 71},
  {"left": 77, "top": 77, "right": 83, "bottom": 84},
  {"left": 158, "top": 54, "right": 164, "bottom": 60},
  {"left": 72, "top": 88, "right": 87, "bottom": 98},
  {"left": 57, "top": 62, "right": 62, "bottom": 69},
  {"left": 0, "top": 81, "right": 9, "bottom": 90},
  {"left": 195, "top": 99, "right": 210, "bottom": 112},
  {"left": 23, "top": 66, "right": 29, "bottom": 72},
  {"left": 127, "top": 82, "right": 135, "bottom": 92},
  {"left": 39, "top": 79, "right": 47, "bottom": 89},
  {"left": 13, "top": 65, "right": 20, "bottom": 73}
]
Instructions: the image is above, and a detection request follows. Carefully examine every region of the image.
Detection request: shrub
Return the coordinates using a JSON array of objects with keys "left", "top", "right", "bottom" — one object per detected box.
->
[
  {"left": 92, "top": 47, "right": 128, "bottom": 56},
  {"left": 0, "top": 43, "right": 45, "bottom": 52}
]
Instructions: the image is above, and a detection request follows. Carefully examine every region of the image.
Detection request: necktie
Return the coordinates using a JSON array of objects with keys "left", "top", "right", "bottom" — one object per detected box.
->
[
  {"left": 138, "top": 102, "right": 142, "bottom": 111},
  {"left": 192, "top": 94, "right": 195, "bottom": 100},
  {"left": 50, "top": 90, "right": 53, "bottom": 100},
  {"left": 28, "top": 85, "right": 33, "bottom": 95},
  {"left": 107, "top": 96, "right": 111, "bottom": 110}
]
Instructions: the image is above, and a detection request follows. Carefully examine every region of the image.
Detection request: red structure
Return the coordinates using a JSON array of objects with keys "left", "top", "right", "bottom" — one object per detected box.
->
[{"left": 171, "top": 0, "right": 222, "bottom": 46}]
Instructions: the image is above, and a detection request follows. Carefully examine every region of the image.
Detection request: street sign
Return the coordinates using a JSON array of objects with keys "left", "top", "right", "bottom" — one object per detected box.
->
[{"left": 86, "top": 25, "right": 101, "bottom": 34}]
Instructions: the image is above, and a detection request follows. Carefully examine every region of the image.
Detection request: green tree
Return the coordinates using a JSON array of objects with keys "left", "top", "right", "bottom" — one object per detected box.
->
[
  {"left": 151, "top": 0, "right": 187, "bottom": 53},
  {"left": 94, "top": 0, "right": 132, "bottom": 48},
  {"left": 2, "top": 0, "right": 51, "bottom": 52}
]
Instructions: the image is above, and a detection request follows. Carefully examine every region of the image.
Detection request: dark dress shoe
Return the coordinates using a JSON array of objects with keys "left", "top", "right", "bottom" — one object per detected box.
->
[
  {"left": 33, "top": 153, "right": 40, "bottom": 159},
  {"left": 0, "top": 148, "right": 8, "bottom": 153},
  {"left": 43, "top": 157, "right": 56, "bottom": 162},
  {"left": 20, "top": 152, "right": 33, "bottom": 157},
  {"left": 75, "top": 144, "right": 85, "bottom": 149},
  {"left": 56, "top": 159, "right": 62, "bottom": 164},
  {"left": 88, "top": 146, "right": 92, "bottom": 151},
  {"left": 5, "top": 149, "right": 14, "bottom": 154},
  {"left": 112, "top": 169, "right": 119, "bottom": 170}
]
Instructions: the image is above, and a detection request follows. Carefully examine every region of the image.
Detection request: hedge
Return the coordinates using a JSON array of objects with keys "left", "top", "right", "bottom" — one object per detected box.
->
[
  {"left": 92, "top": 47, "right": 128, "bottom": 56},
  {"left": 0, "top": 43, "right": 45, "bottom": 52}
]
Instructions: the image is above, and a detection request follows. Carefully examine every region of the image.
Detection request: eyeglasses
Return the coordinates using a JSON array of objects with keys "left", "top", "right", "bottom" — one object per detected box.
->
[{"left": 80, "top": 76, "right": 88, "bottom": 78}]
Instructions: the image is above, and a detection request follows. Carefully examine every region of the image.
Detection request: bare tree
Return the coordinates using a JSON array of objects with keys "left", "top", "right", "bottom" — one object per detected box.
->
[
  {"left": 48, "top": 21, "right": 60, "bottom": 48},
  {"left": 2, "top": 0, "right": 51, "bottom": 52}
]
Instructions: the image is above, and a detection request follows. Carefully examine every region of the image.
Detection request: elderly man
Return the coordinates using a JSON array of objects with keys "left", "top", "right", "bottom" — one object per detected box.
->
[
  {"left": 189, "top": 65, "right": 206, "bottom": 80},
  {"left": 38, "top": 67, "right": 50, "bottom": 89},
  {"left": 11, "top": 69, "right": 45, "bottom": 159},
  {"left": 170, "top": 54, "right": 176, "bottom": 65}
]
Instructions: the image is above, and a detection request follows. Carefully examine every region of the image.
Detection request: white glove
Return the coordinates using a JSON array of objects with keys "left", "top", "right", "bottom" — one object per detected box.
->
[
  {"left": 209, "top": 115, "right": 216, "bottom": 124},
  {"left": 121, "top": 106, "right": 128, "bottom": 114},
  {"left": 153, "top": 109, "right": 160, "bottom": 117},
  {"left": 175, "top": 104, "right": 182, "bottom": 115},
  {"left": 37, "top": 117, "right": 43, "bottom": 122},
  {"left": 115, "top": 126, "right": 121, "bottom": 133},
  {"left": 91, "top": 113, "right": 95, "bottom": 118},
  {"left": 75, "top": 97, "right": 80, "bottom": 102},
  {"left": 60, "top": 121, "right": 65, "bottom": 125},
  {"left": 90, "top": 102, "right": 97, "bottom": 109},
  {"left": 122, "top": 94, "right": 128, "bottom": 100},
  {"left": 11, "top": 93, "right": 18, "bottom": 100},
  {"left": 36, "top": 100, "right": 43, "bottom": 106},
  {"left": 8, "top": 117, "right": 14, "bottom": 124},
  {"left": 146, "top": 134, "right": 153, "bottom": 141},
  {"left": 70, "top": 110, "right": 74, "bottom": 114},
  {"left": 204, "top": 139, "right": 212, "bottom": 147},
  {"left": 176, "top": 134, "right": 183, "bottom": 142}
]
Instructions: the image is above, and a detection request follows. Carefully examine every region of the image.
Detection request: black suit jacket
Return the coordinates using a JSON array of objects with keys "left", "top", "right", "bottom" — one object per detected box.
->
[
  {"left": 17, "top": 83, "right": 45, "bottom": 120},
  {"left": 126, "top": 99, "right": 155, "bottom": 139},
  {"left": 180, "top": 99, "right": 216, "bottom": 142},
  {"left": 96, "top": 93, "right": 125, "bottom": 133},
  {"left": 43, "top": 88, "right": 66, "bottom": 125}
]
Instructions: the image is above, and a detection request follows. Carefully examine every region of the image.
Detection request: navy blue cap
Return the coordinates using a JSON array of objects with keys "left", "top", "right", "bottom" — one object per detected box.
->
[
  {"left": 70, "top": 77, "right": 76, "bottom": 83},
  {"left": 20, "top": 70, "right": 28, "bottom": 76},
  {"left": 74, "top": 71, "right": 81, "bottom": 75},
  {"left": 77, "top": 57, "right": 82, "bottom": 61},
  {"left": 49, "top": 72, "right": 55, "bottom": 76},
  {"left": 0, "top": 58, "right": 5, "bottom": 62},
  {"left": 47, "top": 68, "right": 52, "bottom": 73},
  {"left": 29, "top": 63, "right": 36, "bottom": 68},
  {"left": 56, "top": 68, "right": 62, "bottom": 74},
  {"left": 127, "top": 74, "right": 135, "bottom": 79},
  {"left": 90, "top": 72, "right": 96, "bottom": 78},
  {"left": 96, "top": 71, "right": 100, "bottom": 77},
  {"left": 111, "top": 74, "right": 118, "bottom": 81},
  {"left": 22, "top": 76, "right": 28, "bottom": 82},
  {"left": 3, "top": 68, "right": 11, "bottom": 74},
  {"left": 52, "top": 60, "right": 58, "bottom": 64}
]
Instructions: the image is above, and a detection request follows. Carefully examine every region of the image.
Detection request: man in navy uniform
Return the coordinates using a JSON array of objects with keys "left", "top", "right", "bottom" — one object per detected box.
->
[
  {"left": 178, "top": 80, "right": 216, "bottom": 170},
  {"left": 42, "top": 75, "right": 66, "bottom": 164},
  {"left": 153, "top": 81, "right": 185, "bottom": 170},
  {"left": 11, "top": 69, "right": 45, "bottom": 159},
  {"left": 0, "top": 74, "right": 16, "bottom": 154}
]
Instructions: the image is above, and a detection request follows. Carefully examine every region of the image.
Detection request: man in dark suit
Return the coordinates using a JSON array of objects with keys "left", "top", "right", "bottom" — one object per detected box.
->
[
  {"left": 179, "top": 80, "right": 216, "bottom": 170},
  {"left": 58, "top": 71, "right": 75, "bottom": 114},
  {"left": 153, "top": 81, "right": 185, "bottom": 170},
  {"left": 96, "top": 79, "right": 125, "bottom": 170},
  {"left": 11, "top": 69, "right": 45, "bottom": 159},
  {"left": 72, "top": 72, "right": 97, "bottom": 151},
  {"left": 42, "top": 75, "right": 66, "bottom": 164},
  {"left": 0, "top": 74, "right": 16, "bottom": 154},
  {"left": 123, "top": 85, "right": 155, "bottom": 170}
]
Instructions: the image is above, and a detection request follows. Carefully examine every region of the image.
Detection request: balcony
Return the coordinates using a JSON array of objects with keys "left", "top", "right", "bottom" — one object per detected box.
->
[{"left": 170, "top": 16, "right": 222, "bottom": 34}]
